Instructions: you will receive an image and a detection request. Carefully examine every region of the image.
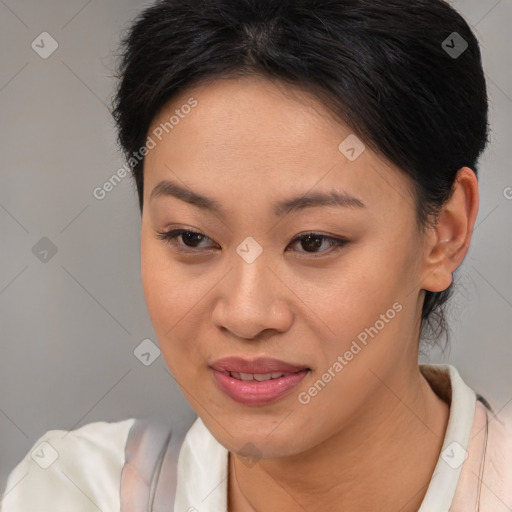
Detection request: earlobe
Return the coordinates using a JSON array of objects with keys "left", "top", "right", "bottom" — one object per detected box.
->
[{"left": 419, "top": 167, "right": 479, "bottom": 293}]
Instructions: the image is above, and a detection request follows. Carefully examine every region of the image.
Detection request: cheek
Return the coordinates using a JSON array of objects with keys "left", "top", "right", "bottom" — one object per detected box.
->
[
  {"left": 311, "top": 257, "right": 394, "bottom": 327},
  {"left": 141, "top": 231, "right": 194, "bottom": 311},
  {"left": 140, "top": 236, "right": 211, "bottom": 369},
  {"left": 140, "top": 237, "right": 186, "bottom": 351},
  {"left": 141, "top": 238, "right": 170, "bottom": 322},
  {"left": 308, "top": 242, "right": 414, "bottom": 366}
]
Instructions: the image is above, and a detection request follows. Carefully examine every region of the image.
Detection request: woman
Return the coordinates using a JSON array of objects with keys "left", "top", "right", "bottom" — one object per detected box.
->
[{"left": 3, "top": 0, "right": 512, "bottom": 510}]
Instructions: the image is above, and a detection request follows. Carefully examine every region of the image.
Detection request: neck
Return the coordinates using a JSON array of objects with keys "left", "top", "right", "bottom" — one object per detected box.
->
[{"left": 228, "top": 366, "right": 450, "bottom": 512}]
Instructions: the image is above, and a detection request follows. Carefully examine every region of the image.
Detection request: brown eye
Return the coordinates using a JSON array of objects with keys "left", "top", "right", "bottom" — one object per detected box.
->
[
  {"left": 288, "top": 233, "right": 348, "bottom": 256},
  {"left": 155, "top": 229, "right": 216, "bottom": 251}
]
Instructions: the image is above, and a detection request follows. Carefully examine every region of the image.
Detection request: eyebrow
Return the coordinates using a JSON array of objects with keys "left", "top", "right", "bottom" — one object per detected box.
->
[{"left": 150, "top": 179, "right": 366, "bottom": 217}]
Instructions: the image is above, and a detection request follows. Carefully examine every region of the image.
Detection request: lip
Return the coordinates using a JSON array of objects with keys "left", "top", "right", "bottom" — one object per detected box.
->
[
  {"left": 210, "top": 357, "right": 310, "bottom": 406},
  {"left": 210, "top": 356, "right": 309, "bottom": 374}
]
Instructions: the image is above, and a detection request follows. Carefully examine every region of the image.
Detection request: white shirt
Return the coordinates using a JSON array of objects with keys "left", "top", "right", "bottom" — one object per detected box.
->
[{"left": 2, "top": 364, "right": 511, "bottom": 511}]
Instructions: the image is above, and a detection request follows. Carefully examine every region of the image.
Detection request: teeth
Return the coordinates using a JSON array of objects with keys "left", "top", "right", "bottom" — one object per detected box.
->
[
  {"left": 229, "top": 371, "right": 287, "bottom": 381},
  {"left": 254, "top": 373, "right": 273, "bottom": 381}
]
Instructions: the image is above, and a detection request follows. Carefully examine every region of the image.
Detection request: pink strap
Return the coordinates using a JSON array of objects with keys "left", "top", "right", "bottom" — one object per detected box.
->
[
  {"left": 120, "top": 417, "right": 186, "bottom": 512},
  {"left": 451, "top": 398, "right": 512, "bottom": 511}
]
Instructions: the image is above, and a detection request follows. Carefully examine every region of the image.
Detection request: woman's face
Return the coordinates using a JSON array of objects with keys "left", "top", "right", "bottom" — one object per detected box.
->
[{"left": 141, "top": 75, "right": 432, "bottom": 458}]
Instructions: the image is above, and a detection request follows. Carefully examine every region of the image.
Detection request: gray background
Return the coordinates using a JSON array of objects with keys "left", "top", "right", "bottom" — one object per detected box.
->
[{"left": 0, "top": 0, "right": 511, "bottom": 493}]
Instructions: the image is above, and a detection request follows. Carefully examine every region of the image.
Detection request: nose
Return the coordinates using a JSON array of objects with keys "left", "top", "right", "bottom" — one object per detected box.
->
[{"left": 210, "top": 251, "right": 294, "bottom": 340}]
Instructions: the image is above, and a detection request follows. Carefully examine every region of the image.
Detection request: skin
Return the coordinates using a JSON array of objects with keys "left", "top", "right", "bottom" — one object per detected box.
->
[{"left": 140, "top": 75, "right": 479, "bottom": 511}]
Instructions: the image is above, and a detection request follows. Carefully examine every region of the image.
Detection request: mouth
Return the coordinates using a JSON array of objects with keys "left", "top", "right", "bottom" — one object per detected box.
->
[
  {"left": 225, "top": 371, "right": 302, "bottom": 381},
  {"left": 209, "top": 356, "right": 310, "bottom": 406},
  {"left": 210, "top": 356, "right": 310, "bottom": 374}
]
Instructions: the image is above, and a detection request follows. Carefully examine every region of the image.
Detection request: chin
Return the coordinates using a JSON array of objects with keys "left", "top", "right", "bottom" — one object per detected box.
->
[{"left": 202, "top": 414, "right": 312, "bottom": 460}]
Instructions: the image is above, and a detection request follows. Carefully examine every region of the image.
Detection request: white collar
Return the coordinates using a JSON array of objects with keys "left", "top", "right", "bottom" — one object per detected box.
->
[
  {"left": 174, "top": 364, "right": 476, "bottom": 512},
  {"left": 417, "top": 364, "right": 476, "bottom": 511}
]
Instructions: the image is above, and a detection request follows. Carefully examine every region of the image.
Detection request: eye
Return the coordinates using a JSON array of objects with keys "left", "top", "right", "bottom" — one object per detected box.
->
[
  {"left": 155, "top": 229, "right": 348, "bottom": 256},
  {"left": 287, "top": 232, "right": 348, "bottom": 256},
  {"left": 155, "top": 229, "right": 216, "bottom": 252}
]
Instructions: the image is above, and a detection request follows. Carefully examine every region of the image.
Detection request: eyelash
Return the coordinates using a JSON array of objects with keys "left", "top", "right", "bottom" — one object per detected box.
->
[{"left": 155, "top": 229, "right": 348, "bottom": 257}]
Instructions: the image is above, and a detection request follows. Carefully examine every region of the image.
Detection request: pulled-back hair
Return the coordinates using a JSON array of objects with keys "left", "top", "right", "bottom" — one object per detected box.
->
[{"left": 112, "top": 0, "right": 489, "bottom": 347}]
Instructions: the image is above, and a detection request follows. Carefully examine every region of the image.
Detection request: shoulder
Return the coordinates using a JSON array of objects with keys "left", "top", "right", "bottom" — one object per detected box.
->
[
  {"left": 1, "top": 418, "right": 136, "bottom": 512},
  {"left": 480, "top": 401, "right": 512, "bottom": 509}
]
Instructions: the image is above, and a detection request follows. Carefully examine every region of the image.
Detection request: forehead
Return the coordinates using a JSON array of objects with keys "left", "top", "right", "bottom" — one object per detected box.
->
[
  {"left": 144, "top": 76, "right": 415, "bottom": 216},
  {"left": 149, "top": 75, "right": 346, "bottom": 149}
]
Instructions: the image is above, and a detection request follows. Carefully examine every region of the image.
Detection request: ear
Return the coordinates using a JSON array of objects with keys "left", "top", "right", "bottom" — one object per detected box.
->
[{"left": 420, "top": 167, "right": 479, "bottom": 293}]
